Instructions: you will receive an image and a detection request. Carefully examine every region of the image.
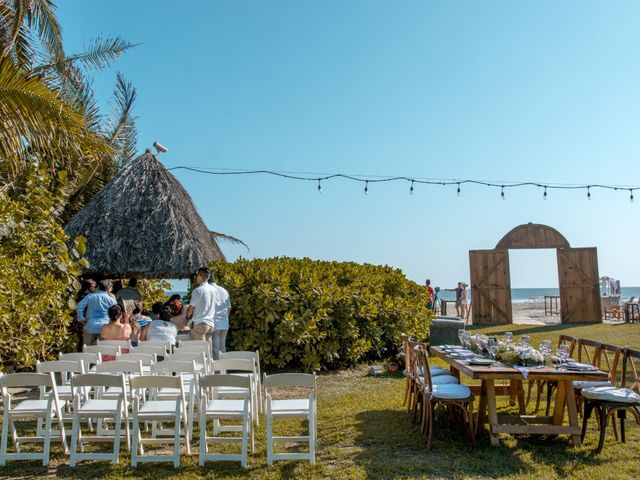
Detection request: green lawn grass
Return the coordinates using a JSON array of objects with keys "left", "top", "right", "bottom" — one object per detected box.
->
[{"left": 1, "top": 322, "right": 640, "bottom": 479}]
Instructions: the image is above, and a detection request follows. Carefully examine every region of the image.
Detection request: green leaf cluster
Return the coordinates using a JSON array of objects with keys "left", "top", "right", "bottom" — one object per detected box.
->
[
  {"left": 0, "top": 168, "right": 87, "bottom": 371},
  {"left": 209, "top": 257, "right": 432, "bottom": 371}
]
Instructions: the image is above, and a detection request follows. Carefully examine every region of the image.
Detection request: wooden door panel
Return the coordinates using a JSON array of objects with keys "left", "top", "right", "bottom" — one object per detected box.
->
[
  {"left": 557, "top": 248, "right": 601, "bottom": 323},
  {"left": 469, "top": 249, "right": 512, "bottom": 324}
]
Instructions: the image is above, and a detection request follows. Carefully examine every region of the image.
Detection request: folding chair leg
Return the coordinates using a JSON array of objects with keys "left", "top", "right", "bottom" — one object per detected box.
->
[
  {"left": 70, "top": 416, "right": 79, "bottom": 467},
  {"left": 42, "top": 410, "right": 53, "bottom": 466},
  {"left": 198, "top": 411, "right": 206, "bottom": 466},
  {"left": 266, "top": 409, "right": 273, "bottom": 466},
  {"left": 0, "top": 411, "right": 9, "bottom": 466},
  {"left": 173, "top": 411, "right": 181, "bottom": 468},
  {"left": 309, "top": 413, "right": 316, "bottom": 465},
  {"left": 241, "top": 414, "right": 248, "bottom": 468},
  {"left": 113, "top": 410, "right": 122, "bottom": 465},
  {"left": 131, "top": 415, "right": 140, "bottom": 467}
]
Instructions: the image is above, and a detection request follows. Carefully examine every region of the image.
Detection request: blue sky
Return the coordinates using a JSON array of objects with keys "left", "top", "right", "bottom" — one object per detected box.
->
[{"left": 58, "top": 1, "right": 640, "bottom": 288}]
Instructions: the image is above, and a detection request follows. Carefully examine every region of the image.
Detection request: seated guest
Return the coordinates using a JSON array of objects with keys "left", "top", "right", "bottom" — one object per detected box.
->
[
  {"left": 100, "top": 304, "right": 132, "bottom": 360},
  {"left": 150, "top": 302, "right": 163, "bottom": 320},
  {"left": 132, "top": 301, "right": 152, "bottom": 329},
  {"left": 140, "top": 306, "right": 178, "bottom": 345},
  {"left": 166, "top": 298, "right": 189, "bottom": 331}
]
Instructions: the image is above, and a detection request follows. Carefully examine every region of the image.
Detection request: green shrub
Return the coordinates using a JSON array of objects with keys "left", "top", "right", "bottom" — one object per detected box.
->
[
  {"left": 209, "top": 257, "right": 431, "bottom": 371},
  {"left": 0, "top": 169, "right": 86, "bottom": 371}
]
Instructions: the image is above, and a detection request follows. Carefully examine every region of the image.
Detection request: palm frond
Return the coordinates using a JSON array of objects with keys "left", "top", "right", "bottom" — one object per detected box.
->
[
  {"left": 209, "top": 231, "right": 249, "bottom": 251},
  {"left": 27, "top": 0, "right": 64, "bottom": 61},
  {"left": 107, "top": 71, "right": 138, "bottom": 166},
  {"left": 48, "top": 36, "right": 137, "bottom": 72}
]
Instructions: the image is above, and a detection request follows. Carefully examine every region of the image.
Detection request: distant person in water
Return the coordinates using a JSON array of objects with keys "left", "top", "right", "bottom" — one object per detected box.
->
[{"left": 425, "top": 279, "right": 435, "bottom": 311}]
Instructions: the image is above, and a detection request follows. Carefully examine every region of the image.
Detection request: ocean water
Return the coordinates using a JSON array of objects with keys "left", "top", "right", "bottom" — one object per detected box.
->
[{"left": 438, "top": 287, "right": 640, "bottom": 303}]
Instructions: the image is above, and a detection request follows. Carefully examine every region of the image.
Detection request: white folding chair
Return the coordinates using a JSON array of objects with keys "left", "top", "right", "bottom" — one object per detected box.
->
[
  {"left": 198, "top": 374, "right": 253, "bottom": 468},
  {"left": 95, "top": 360, "right": 144, "bottom": 401},
  {"left": 83, "top": 344, "right": 120, "bottom": 361},
  {"left": 264, "top": 373, "right": 317, "bottom": 465},
  {"left": 164, "top": 352, "right": 208, "bottom": 374},
  {"left": 0, "top": 373, "right": 68, "bottom": 466},
  {"left": 59, "top": 352, "right": 102, "bottom": 372},
  {"left": 138, "top": 340, "right": 173, "bottom": 355},
  {"left": 178, "top": 339, "right": 211, "bottom": 348},
  {"left": 150, "top": 360, "right": 198, "bottom": 443},
  {"left": 177, "top": 342, "right": 213, "bottom": 361},
  {"left": 220, "top": 351, "right": 263, "bottom": 412},
  {"left": 97, "top": 339, "right": 132, "bottom": 353},
  {"left": 211, "top": 358, "right": 259, "bottom": 427},
  {"left": 118, "top": 353, "right": 157, "bottom": 374},
  {"left": 132, "top": 344, "right": 168, "bottom": 358},
  {"left": 69, "top": 373, "right": 129, "bottom": 466},
  {"left": 130, "top": 376, "right": 189, "bottom": 468},
  {"left": 35, "top": 360, "right": 86, "bottom": 437}
]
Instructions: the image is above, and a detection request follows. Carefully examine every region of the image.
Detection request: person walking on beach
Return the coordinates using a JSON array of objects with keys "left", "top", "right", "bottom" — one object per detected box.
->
[
  {"left": 76, "top": 279, "right": 116, "bottom": 346},
  {"left": 445, "top": 282, "right": 464, "bottom": 317},
  {"left": 186, "top": 267, "right": 217, "bottom": 342},
  {"left": 208, "top": 275, "right": 231, "bottom": 360},
  {"left": 425, "top": 279, "right": 435, "bottom": 311}
]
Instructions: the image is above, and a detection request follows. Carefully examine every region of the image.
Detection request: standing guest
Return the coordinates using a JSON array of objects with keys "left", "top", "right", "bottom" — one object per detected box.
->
[
  {"left": 460, "top": 283, "right": 470, "bottom": 319},
  {"left": 77, "top": 280, "right": 116, "bottom": 347},
  {"left": 140, "top": 305, "right": 178, "bottom": 345},
  {"left": 425, "top": 279, "right": 436, "bottom": 311},
  {"left": 445, "top": 282, "right": 464, "bottom": 317},
  {"left": 100, "top": 304, "right": 132, "bottom": 359},
  {"left": 186, "top": 267, "right": 217, "bottom": 342},
  {"left": 116, "top": 278, "right": 142, "bottom": 302},
  {"left": 208, "top": 275, "right": 231, "bottom": 360},
  {"left": 73, "top": 279, "right": 97, "bottom": 351}
]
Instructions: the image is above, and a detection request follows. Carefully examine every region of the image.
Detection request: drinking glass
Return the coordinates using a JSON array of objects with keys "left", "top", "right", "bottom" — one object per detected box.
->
[
  {"left": 457, "top": 329, "right": 466, "bottom": 346},
  {"left": 520, "top": 335, "right": 531, "bottom": 347},
  {"left": 557, "top": 344, "right": 570, "bottom": 365},
  {"left": 489, "top": 344, "right": 499, "bottom": 360},
  {"left": 504, "top": 332, "right": 513, "bottom": 346},
  {"left": 540, "top": 340, "right": 552, "bottom": 357}
]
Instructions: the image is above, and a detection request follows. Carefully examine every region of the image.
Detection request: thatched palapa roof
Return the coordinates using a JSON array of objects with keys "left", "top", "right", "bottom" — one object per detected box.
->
[{"left": 65, "top": 150, "right": 224, "bottom": 279}]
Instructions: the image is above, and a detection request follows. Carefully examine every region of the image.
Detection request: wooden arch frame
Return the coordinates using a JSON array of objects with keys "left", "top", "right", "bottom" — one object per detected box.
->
[{"left": 469, "top": 223, "right": 601, "bottom": 324}]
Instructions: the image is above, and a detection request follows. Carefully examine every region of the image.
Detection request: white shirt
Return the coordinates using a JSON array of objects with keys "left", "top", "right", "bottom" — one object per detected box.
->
[
  {"left": 189, "top": 282, "right": 217, "bottom": 328},
  {"left": 211, "top": 282, "right": 231, "bottom": 331}
]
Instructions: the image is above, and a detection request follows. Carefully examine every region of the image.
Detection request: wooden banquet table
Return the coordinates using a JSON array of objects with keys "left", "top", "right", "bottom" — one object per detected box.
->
[{"left": 430, "top": 346, "right": 609, "bottom": 447}]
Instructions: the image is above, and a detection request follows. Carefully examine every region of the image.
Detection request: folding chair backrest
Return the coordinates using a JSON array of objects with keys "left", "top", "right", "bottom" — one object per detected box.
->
[
  {"left": 2, "top": 372, "right": 54, "bottom": 389},
  {"left": 151, "top": 360, "right": 197, "bottom": 375},
  {"left": 165, "top": 352, "right": 206, "bottom": 363},
  {"left": 118, "top": 352, "right": 156, "bottom": 365},
  {"left": 558, "top": 334, "right": 578, "bottom": 357},
  {"left": 59, "top": 352, "right": 102, "bottom": 369},
  {"left": 84, "top": 344, "right": 120, "bottom": 356},
  {"left": 220, "top": 351, "right": 259, "bottom": 362},
  {"left": 200, "top": 374, "right": 251, "bottom": 389},
  {"left": 178, "top": 339, "right": 210, "bottom": 348},
  {"left": 596, "top": 343, "right": 623, "bottom": 385},
  {"left": 36, "top": 360, "right": 85, "bottom": 375},
  {"left": 72, "top": 373, "right": 126, "bottom": 389},
  {"left": 138, "top": 340, "right": 172, "bottom": 353},
  {"left": 132, "top": 345, "right": 167, "bottom": 357},
  {"left": 130, "top": 375, "right": 182, "bottom": 391},
  {"left": 95, "top": 360, "right": 143, "bottom": 375},
  {"left": 622, "top": 348, "right": 640, "bottom": 393},
  {"left": 97, "top": 339, "right": 132, "bottom": 350},
  {"left": 177, "top": 343, "right": 212, "bottom": 358},
  {"left": 211, "top": 358, "right": 254, "bottom": 373},
  {"left": 264, "top": 373, "right": 316, "bottom": 389},
  {"left": 576, "top": 338, "right": 600, "bottom": 365}
]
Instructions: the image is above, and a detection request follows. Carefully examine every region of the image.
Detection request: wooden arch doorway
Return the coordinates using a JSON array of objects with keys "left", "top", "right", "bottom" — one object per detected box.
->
[{"left": 469, "top": 223, "right": 602, "bottom": 325}]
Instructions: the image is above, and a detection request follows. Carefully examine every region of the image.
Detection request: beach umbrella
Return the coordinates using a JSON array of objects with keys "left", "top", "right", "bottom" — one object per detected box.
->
[{"left": 65, "top": 150, "right": 226, "bottom": 279}]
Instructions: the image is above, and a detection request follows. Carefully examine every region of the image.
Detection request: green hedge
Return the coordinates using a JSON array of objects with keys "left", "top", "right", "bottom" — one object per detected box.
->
[{"left": 209, "top": 257, "right": 431, "bottom": 371}]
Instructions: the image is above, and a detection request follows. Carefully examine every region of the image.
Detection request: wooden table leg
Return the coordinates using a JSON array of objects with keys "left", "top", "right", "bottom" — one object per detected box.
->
[
  {"left": 476, "top": 380, "right": 487, "bottom": 438},
  {"left": 511, "top": 379, "right": 526, "bottom": 414},
  {"left": 486, "top": 379, "right": 500, "bottom": 446},
  {"left": 563, "top": 380, "right": 581, "bottom": 447},
  {"left": 552, "top": 380, "right": 567, "bottom": 425}
]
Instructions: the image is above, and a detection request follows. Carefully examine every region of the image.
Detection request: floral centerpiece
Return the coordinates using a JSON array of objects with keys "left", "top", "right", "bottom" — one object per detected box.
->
[{"left": 495, "top": 344, "right": 545, "bottom": 367}]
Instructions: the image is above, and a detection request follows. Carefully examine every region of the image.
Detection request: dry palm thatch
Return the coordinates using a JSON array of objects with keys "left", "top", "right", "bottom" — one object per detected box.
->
[{"left": 65, "top": 150, "right": 226, "bottom": 279}]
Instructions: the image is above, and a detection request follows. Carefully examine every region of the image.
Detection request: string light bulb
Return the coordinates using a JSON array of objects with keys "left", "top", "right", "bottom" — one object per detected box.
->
[
  {"left": 543, "top": 187, "right": 547, "bottom": 200},
  {"left": 631, "top": 190, "right": 634, "bottom": 203},
  {"left": 317, "top": 179, "right": 322, "bottom": 194},
  {"left": 364, "top": 181, "right": 369, "bottom": 195},
  {"left": 501, "top": 186, "right": 505, "bottom": 200},
  {"left": 587, "top": 186, "right": 591, "bottom": 201},
  {"left": 457, "top": 183, "right": 461, "bottom": 196},
  {"left": 410, "top": 180, "right": 414, "bottom": 195}
]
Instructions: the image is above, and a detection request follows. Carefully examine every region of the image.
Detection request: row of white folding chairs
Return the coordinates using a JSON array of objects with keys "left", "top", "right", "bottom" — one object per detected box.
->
[{"left": 0, "top": 371, "right": 316, "bottom": 468}]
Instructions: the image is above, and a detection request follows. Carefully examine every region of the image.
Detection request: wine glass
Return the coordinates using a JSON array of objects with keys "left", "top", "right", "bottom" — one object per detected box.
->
[
  {"left": 487, "top": 338, "right": 498, "bottom": 360},
  {"left": 540, "top": 340, "right": 552, "bottom": 357},
  {"left": 457, "top": 329, "right": 466, "bottom": 347},
  {"left": 504, "top": 332, "right": 513, "bottom": 349},
  {"left": 557, "top": 344, "right": 570, "bottom": 366}
]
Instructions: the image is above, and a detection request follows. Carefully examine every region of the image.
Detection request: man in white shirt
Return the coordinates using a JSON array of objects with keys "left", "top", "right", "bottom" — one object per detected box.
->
[
  {"left": 186, "top": 267, "right": 217, "bottom": 341},
  {"left": 208, "top": 276, "right": 231, "bottom": 360}
]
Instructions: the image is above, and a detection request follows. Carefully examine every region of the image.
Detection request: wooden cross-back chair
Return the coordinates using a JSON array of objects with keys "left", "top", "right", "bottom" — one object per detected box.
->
[
  {"left": 581, "top": 348, "right": 640, "bottom": 453},
  {"left": 415, "top": 346, "right": 474, "bottom": 449},
  {"left": 404, "top": 337, "right": 450, "bottom": 416},
  {"left": 573, "top": 343, "right": 623, "bottom": 416}
]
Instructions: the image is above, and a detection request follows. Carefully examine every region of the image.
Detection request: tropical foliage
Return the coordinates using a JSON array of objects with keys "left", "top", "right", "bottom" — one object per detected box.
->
[
  {"left": 0, "top": 167, "right": 86, "bottom": 371},
  {"left": 209, "top": 257, "right": 432, "bottom": 371}
]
